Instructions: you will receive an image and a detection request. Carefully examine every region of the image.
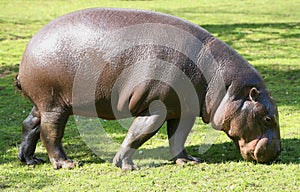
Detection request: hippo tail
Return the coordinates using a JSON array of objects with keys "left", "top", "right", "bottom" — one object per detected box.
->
[
  {"left": 14, "top": 73, "right": 22, "bottom": 91},
  {"left": 14, "top": 74, "right": 30, "bottom": 98}
]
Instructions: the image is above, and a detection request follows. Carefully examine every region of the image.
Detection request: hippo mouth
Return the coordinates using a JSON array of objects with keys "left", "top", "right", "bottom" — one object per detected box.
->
[
  {"left": 253, "top": 136, "right": 281, "bottom": 163},
  {"left": 240, "top": 130, "right": 281, "bottom": 163}
]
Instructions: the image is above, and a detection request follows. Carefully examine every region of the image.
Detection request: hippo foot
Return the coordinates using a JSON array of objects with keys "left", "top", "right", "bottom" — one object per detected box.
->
[
  {"left": 113, "top": 157, "right": 138, "bottom": 171},
  {"left": 172, "top": 150, "right": 202, "bottom": 165},
  {"left": 19, "top": 156, "right": 45, "bottom": 165},
  {"left": 51, "top": 159, "right": 76, "bottom": 169}
]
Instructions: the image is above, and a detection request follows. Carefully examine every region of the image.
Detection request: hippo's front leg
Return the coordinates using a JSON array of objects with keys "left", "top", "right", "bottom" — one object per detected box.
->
[
  {"left": 113, "top": 110, "right": 165, "bottom": 171},
  {"left": 18, "top": 106, "right": 45, "bottom": 165},
  {"left": 167, "top": 117, "right": 202, "bottom": 164},
  {"left": 40, "top": 110, "right": 75, "bottom": 169}
]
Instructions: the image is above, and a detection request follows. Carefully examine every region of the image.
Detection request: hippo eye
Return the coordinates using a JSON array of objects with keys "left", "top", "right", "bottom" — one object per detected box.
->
[{"left": 264, "top": 116, "right": 272, "bottom": 125}]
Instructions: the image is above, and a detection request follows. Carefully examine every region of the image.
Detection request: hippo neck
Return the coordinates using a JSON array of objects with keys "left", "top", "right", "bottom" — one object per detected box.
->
[{"left": 197, "top": 37, "right": 265, "bottom": 123}]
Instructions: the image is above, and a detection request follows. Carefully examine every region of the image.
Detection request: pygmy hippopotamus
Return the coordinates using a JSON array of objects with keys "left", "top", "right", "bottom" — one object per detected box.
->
[{"left": 15, "top": 8, "right": 281, "bottom": 170}]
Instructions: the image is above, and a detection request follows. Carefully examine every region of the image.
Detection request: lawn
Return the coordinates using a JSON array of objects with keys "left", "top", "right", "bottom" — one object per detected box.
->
[{"left": 0, "top": 0, "right": 299, "bottom": 191}]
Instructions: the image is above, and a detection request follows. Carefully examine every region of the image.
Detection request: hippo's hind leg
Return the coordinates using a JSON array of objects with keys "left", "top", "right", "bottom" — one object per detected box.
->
[
  {"left": 167, "top": 117, "right": 202, "bottom": 165},
  {"left": 18, "top": 106, "right": 45, "bottom": 165},
  {"left": 113, "top": 110, "right": 165, "bottom": 171},
  {"left": 39, "top": 109, "right": 75, "bottom": 169}
]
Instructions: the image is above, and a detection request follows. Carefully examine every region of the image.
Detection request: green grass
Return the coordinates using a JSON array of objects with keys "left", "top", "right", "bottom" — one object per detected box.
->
[{"left": 0, "top": 0, "right": 299, "bottom": 191}]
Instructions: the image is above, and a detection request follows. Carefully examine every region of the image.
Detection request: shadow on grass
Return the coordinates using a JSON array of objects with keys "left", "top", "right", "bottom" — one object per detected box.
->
[
  {"left": 1, "top": 137, "right": 298, "bottom": 167},
  {"left": 194, "top": 138, "right": 300, "bottom": 164},
  {"left": 202, "top": 22, "right": 299, "bottom": 50},
  {"left": 129, "top": 138, "right": 299, "bottom": 166},
  {"left": 0, "top": 65, "right": 19, "bottom": 77},
  {"left": 254, "top": 65, "right": 300, "bottom": 107}
]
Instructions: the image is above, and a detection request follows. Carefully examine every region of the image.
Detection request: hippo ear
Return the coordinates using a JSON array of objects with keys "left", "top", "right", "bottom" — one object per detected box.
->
[{"left": 249, "top": 87, "right": 259, "bottom": 101}]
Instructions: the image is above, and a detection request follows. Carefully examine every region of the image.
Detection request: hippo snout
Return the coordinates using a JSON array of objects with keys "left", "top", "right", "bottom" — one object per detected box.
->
[
  {"left": 254, "top": 137, "right": 281, "bottom": 163},
  {"left": 252, "top": 128, "right": 281, "bottom": 163},
  {"left": 238, "top": 129, "right": 281, "bottom": 163}
]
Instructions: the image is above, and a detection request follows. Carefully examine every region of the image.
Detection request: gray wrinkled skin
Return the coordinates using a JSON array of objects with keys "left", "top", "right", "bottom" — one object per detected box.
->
[{"left": 16, "top": 8, "right": 280, "bottom": 170}]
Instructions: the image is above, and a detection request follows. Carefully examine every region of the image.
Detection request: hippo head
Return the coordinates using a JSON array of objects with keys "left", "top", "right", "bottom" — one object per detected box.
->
[{"left": 204, "top": 86, "right": 281, "bottom": 163}]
